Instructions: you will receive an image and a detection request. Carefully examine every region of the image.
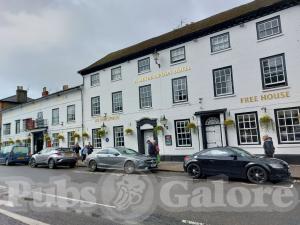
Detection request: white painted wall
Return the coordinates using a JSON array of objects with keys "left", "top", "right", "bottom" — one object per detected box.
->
[
  {"left": 1, "top": 88, "right": 83, "bottom": 152},
  {"left": 82, "top": 5, "right": 300, "bottom": 156}
]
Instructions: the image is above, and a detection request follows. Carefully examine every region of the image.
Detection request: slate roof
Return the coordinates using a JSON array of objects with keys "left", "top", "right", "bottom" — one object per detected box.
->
[
  {"left": 78, "top": 0, "right": 299, "bottom": 75},
  {"left": 0, "top": 95, "right": 33, "bottom": 103}
]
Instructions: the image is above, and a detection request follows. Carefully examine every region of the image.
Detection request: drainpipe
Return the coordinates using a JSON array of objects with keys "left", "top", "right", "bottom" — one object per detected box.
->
[{"left": 80, "top": 80, "right": 84, "bottom": 146}]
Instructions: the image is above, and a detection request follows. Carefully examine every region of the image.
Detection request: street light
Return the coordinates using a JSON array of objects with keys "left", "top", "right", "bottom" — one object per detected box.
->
[
  {"left": 153, "top": 50, "right": 161, "bottom": 68},
  {"left": 160, "top": 115, "right": 168, "bottom": 129}
]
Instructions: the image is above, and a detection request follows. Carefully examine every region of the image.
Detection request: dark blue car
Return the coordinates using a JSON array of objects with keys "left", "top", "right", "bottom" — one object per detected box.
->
[{"left": 0, "top": 145, "right": 31, "bottom": 166}]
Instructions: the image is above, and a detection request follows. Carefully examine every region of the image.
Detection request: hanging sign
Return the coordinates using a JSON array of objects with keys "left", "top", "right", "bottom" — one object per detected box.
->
[{"left": 165, "top": 135, "right": 172, "bottom": 146}]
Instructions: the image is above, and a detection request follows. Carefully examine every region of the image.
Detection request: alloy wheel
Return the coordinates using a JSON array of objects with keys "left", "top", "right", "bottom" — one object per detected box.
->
[
  {"left": 29, "top": 159, "right": 36, "bottom": 168},
  {"left": 187, "top": 163, "right": 202, "bottom": 179},
  {"left": 89, "top": 161, "right": 97, "bottom": 172},
  {"left": 48, "top": 159, "right": 56, "bottom": 169},
  {"left": 124, "top": 161, "right": 135, "bottom": 174},
  {"left": 247, "top": 166, "right": 268, "bottom": 184}
]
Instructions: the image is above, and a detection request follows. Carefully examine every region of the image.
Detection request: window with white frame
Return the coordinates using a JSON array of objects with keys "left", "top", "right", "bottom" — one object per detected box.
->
[
  {"left": 111, "top": 67, "right": 122, "bottom": 81},
  {"left": 138, "top": 57, "right": 150, "bottom": 73},
  {"left": 67, "top": 105, "right": 75, "bottom": 122},
  {"left": 52, "top": 133, "right": 59, "bottom": 147},
  {"left": 90, "top": 73, "right": 100, "bottom": 87},
  {"left": 257, "top": 16, "right": 281, "bottom": 40},
  {"left": 276, "top": 107, "right": 300, "bottom": 143},
  {"left": 3, "top": 123, "right": 11, "bottom": 135},
  {"left": 236, "top": 112, "right": 260, "bottom": 145},
  {"left": 15, "top": 120, "right": 20, "bottom": 134},
  {"left": 172, "top": 76, "right": 188, "bottom": 103},
  {"left": 213, "top": 66, "right": 234, "bottom": 96},
  {"left": 175, "top": 120, "right": 192, "bottom": 147},
  {"left": 91, "top": 96, "right": 100, "bottom": 116},
  {"left": 67, "top": 131, "right": 75, "bottom": 148},
  {"left": 170, "top": 46, "right": 186, "bottom": 64},
  {"left": 92, "top": 129, "right": 102, "bottom": 148},
  {"left": 23, "top": 119, "right": 28, "bottom": 131},
  {"left": 260, "top": 54, "right": 287, "bottom": 89},
  {"left": 52, "top": 108, "right": 59, "bottom": 125},
  {"left": 24, "top": 139, "right": 31, "bottom": 151},
  {"left": 112, "top": 91, "right": 123, "bottom": 113},
  {"left": 139, "top": 85, "right": 152, "bottom": 109},
  {"left": 113, "top": 126, "right": 124, "bottom": 147},
  {"left": 210, "top": 32, "right": 230, "bottom": 53}
]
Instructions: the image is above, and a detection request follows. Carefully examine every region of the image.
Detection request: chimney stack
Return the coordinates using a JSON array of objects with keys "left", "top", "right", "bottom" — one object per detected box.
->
[
  {"left": 42, "top": 87, "right": 49, "bottom": 97},
  {"left": 63, "top": 85, "right": 69, "bottom": 91},
  {"left": 16, "top": 86, "right": 28, "bottom": 103}
]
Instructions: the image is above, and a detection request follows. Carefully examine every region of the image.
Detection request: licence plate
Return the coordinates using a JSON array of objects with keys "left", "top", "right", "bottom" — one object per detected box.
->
[
  {"left": 17, "top": 157, "right": 24, "bottom": 160},
  {"left": 151, "top": 163, "right": 157, "bottom": 167}
]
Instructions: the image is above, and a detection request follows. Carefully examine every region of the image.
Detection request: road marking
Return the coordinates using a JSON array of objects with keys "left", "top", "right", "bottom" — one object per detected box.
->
[
  {"left": 32, "top": 191, "right": 116, "bottom": 208},
  {"left": 0, "top": 208, "right": 50, "bottom": 225},
  {"left": 182, "top": 219, "right": 209, "bottom": 225}
]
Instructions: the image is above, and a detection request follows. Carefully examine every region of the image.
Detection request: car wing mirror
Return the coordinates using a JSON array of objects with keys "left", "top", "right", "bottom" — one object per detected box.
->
[{"left": 114, "top": 153, "right": 120, "bottom": 156}]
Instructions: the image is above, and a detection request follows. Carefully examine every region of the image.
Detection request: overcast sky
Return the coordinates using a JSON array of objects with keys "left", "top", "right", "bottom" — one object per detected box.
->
[{"left": 0, "top": 0, "right": 251, "bottom": 99}]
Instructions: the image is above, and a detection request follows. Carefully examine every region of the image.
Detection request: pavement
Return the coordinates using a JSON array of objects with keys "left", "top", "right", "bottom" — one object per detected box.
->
[{"left": 77, "top": 160, "right": 300, "bottom": 179}]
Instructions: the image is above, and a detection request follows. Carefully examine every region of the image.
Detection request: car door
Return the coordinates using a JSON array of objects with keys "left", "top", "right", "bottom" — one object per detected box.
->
[
  {"left": 94, "top": 149, "right": 109, "bottom": 168},
  {"left": 35, "top": 148, "right": 49, "bottom": 164},
  {"left": 106, "top": 148, "right": 125, "bottom": 169}
]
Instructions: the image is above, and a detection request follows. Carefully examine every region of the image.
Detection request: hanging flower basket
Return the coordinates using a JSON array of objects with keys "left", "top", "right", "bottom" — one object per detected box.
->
[
  {"left": 125, "top": 128, "right": 134, "bottom": 135},
  {"left": 224, "top": 118, "right": 235, "bottom": 127},
  {"left": 15, "top": 139, "right": 21, "bottom": 144},
  {"left": 153, "top": 125, "right": 164, "bottom": 134},
  {"left": 8, "top": 139, "right": 15, "bottom": 145},
  {"left": 97, "top": 129, "right": 106, "bottom": 138},
  {"left": 260, "top": 114, "right": 273, "bottom": 124},
  {"left": 44, "top": 134, "right": 51, "bottom": 142},
  {"left": 57, "top": 134, "right": 65, "bottom": 141},
  {"left": 73, "top": 132, "right": 81, "bottom": 139},
  {"left": 186, "top": 122, "right": 197, "bottom": 130},
  {"left": 82, "top": 131, "right": 89, "bottom": 139}
]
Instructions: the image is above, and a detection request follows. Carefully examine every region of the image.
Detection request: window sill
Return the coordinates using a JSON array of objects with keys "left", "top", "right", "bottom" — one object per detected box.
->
[
  {"left": 277, "top": 144, "right": 300, "bottom": 148},
  {"left": 262, "top": 86, "right": 289, "bottom": 92},
  {"left": 175, "top": 147, "right": 194, "bottom": 150},
  {"left": 67, "top": 121, "right": 76, "bottom": 124},
  {"left": 138, "top": 70, "right": 151, "bottom": 76},
  {"left": 139, "top": 107, "right": 153, "bottom": 111},
  {"left": 211, "top": 48, "right": 232, "bottom": 55},
  {"left": 170, "top": 60, "right": 186, "bottom": 67},
  {"left": 172, "top": 101, "right": 190, "bottom": 107},
  {"left": 90, "top": 84, "right": 100, "bottom": 88},
  {"left": 112, "top": 111, "right": 123, "bottom": 115},
  {"left": 111, "top": 78, "right": 122, "bottom": 82},
  {"left": 257, "top": 33, "right": 284, "bottom": 43},
  {"left": 91, "top": 115, "right": 101, "bottom": 118},
  {"left": 214, "top": 94, "right": 236, "bottom": 99}
]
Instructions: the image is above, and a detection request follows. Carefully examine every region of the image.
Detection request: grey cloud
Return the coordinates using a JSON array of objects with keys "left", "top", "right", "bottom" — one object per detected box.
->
[{"left": 0, "top": 0, "right": 251, "bottom": 99}]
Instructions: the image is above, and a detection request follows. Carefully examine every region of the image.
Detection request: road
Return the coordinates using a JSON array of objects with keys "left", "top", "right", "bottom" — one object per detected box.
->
[{"left": 0, "top": 165, "right": 299, "bottom": 225}]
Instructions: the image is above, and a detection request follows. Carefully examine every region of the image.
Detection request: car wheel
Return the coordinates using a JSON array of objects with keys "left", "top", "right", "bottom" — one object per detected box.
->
[
  {"left": 124, "top": 161, "right": 135, "bottom": 174},
  {"left": 89, "top": 160, "right": 97, "bottom": 172},
  {"left": 187, "top": 163, "right": 202, "bottom": 179},
  {"left": 5, "top": 159, "right": 9, "bottom": 166},
  {"left": 29, "top": 159, "right": 37, "bottom": 168},
  {"left": 247, "top": 166, "right": 268, "bottom": 184},
  {"left": 48, "top": 159, "right": 56, "bottom": 169}
]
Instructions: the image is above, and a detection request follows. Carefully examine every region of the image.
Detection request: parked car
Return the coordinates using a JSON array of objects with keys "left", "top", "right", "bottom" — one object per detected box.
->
[
  {"left": 183, "top": 147, "right": 290, "bottom": 184},
  {"left": 0, "top": 145, "right": 31, "bottom": 166},
  {"left": 85, "top": 147, "right": 157, "bottom": 173},
  {"left": 29, "top": 147, "right": 77, "bottom": 169}
]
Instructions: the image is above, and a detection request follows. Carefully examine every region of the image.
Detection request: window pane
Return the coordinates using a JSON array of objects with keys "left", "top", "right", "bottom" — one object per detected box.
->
[
  {"left": 211, "top": 33, "right": 230, "bottom": 52},
  {"left": 175, "top": 120, "right": 192, "bottom": 147},
  {"left": 172, "top": 77, "right": 188, "bottom": 103},
  {"left": 138, "top": 58, "right": 150, "bottom": 73},
  {"left": 171, "top": 47, "right": 185, "bottom": 63},
  {"left": 139, "top": 85, "right": 152, "bottom": 108},
  {"left": 277, "top": 108, "right": 300, "bottom": 143},
  {"left": 257, "top": 17, "right": 281, "bottom": 39},
  {"left": 114, "top": 126, "right": 124, "bottom": 147},
  {"left": 112, "top": 92, "right": 123, "bottom": 113},
  {"left": 236, "top": 113, "right": 259, "bottom": 145}
]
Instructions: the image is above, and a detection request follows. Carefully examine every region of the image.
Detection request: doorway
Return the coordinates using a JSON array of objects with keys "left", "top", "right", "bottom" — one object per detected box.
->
[
  {"left": 33, "top": 132, "right": 44, "bottom": 153},
  {"left": 143, "top": 129, "right": 154, "bottom": 155},
  {"left": 205, "top": 117, "right": 223, "bottom": 148},
  {"left": 136, "top": 118, "right": 157, "bottom": 154}
]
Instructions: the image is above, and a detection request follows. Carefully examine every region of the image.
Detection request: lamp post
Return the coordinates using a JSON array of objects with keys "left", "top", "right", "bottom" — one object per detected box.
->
[
  {"left": 153, "top": 50, "right": 161, "bottom": 68},
  {"left": 160, "top": 115, "right": 168, "bottom": 129}
]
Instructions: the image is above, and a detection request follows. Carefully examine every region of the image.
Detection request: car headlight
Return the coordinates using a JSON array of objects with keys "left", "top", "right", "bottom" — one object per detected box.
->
[{"left": 269, "top": 163, "right": 284, "bottom": 169}]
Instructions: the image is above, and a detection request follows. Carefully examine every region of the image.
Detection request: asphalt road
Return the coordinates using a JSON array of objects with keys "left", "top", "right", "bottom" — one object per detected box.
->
[{"left": 0, "top": 165, "right": 299, "bottom": 225}]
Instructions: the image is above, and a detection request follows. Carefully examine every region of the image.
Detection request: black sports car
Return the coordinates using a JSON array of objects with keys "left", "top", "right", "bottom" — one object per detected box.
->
[{"left": 183, "top": 147, "right": 290, "bottom": 184}]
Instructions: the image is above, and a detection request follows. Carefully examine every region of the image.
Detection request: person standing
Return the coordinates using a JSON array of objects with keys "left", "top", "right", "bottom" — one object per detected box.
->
[
  {"left": 81, "top": 145, "right": 88, "bottom": 162},
  {"left": 73, "top": 143, "right": 81, "bottom": 159},
  {"left": 263, "top": 135, "right": 275, "bottom": 158},
  {"left": 153, "top": 140, "right": 160, "bottom": 164},
  {"left": 87, "top": 142, "right": 94, "bottom": 155},
  {"left": 147, "top": 140, "right": 156, "bottom": 157}
]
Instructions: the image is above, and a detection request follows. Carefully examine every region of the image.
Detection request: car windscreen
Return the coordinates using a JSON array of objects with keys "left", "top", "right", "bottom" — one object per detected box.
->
[
  {"left": 58, "top": 148, "right": 72, "bottom": 152},
  {"left": 117, "top": 148, "right": 139, "bottom": 155},
  {"left": 13, "top": 146, "right": 29, "bottom": 154},
  {"left": 231, "top": 147, "right": 255, "bottom": 157},
  {"left": 1, "top": 146, "right": 11, "bottom": 154}
]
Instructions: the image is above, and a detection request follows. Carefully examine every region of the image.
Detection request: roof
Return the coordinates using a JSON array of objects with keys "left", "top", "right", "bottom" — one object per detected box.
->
[
  {"left": 78, "top": 0, "right": 299, "bottom": 75},
  {"left": 0, "top": 95, "right": 33, "bottom": 103},
  {"left": 0, "top": 85, "right": 82, "bottom": 113}
]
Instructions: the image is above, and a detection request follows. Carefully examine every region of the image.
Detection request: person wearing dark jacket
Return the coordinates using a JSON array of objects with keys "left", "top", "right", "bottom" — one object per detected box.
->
[
  {"left": 147, "top": 140, "right": 156, "bottom": 157},
  {"left": 73, "top": 143, "right": 81, "bottom": 159},
  {"left": 263, "top": 135, "right": 275, "bottom": 158}
]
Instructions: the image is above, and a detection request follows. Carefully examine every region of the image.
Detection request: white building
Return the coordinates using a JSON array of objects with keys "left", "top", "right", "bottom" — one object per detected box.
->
[
  {"left": 78, "top": 0, "right": 300, "bottom": 162},
  {"left": 1, "top": 86, "right": 83, "bottom": 153}
]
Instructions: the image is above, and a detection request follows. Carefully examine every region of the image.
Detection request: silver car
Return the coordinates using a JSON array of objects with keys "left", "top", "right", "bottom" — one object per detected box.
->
[
  {"left": 29, "top": 147, "right": 77, "bottom": 169},
  {"left": 85, "top": 147, "right": 157, "bottom": 173}
]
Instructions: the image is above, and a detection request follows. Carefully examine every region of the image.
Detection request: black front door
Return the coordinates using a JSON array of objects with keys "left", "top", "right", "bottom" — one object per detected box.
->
[{"left": 33, "top": 132, "right": 44, "bottom": 153}]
